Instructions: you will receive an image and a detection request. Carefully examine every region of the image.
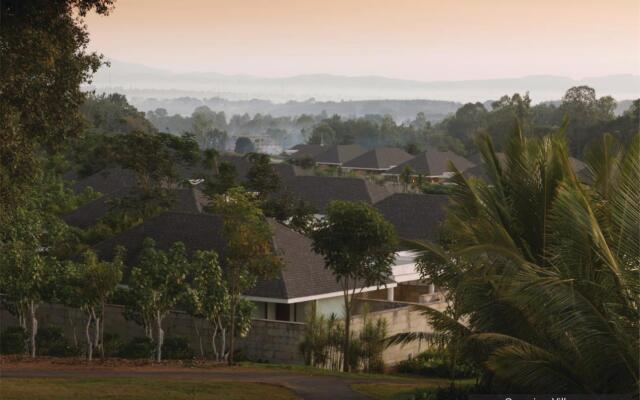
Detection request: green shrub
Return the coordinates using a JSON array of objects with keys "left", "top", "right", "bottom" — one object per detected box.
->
[
  {"left": 415, "top": 384, "right": 474, "bottom": 400},
  {"left": 420, "top": 183, "right": 453, "bottom": 195},
  {"left": 162, "top": 336, "right": 194, "bottom": 360},
  {"left": 397, "top": 351, "right": 475, "bottom": 379},
  {"left": 102, "top": 333, "right": 124, "bottom": 357},
  {"left": 119, "top": 337, "right": 154, "bottom": 359},
  {"left": 0, "top": 326, "right": 26, "bottom": 355},
  {"left": 36, "top": 326, "right": 78, "bottom": 357}
]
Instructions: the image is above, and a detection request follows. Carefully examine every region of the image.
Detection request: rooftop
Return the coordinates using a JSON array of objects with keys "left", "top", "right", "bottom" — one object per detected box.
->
[{"left": 342, "top": 147, "right": 413, "bottom": 170}]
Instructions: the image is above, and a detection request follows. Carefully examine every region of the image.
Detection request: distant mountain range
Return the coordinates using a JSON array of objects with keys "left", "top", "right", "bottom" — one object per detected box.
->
[
  {"left": 89, "top": 60, "right": 639, "bottom": 103},
  {"left": 86, "top": 60, "right": 638, "bottom": 120}
]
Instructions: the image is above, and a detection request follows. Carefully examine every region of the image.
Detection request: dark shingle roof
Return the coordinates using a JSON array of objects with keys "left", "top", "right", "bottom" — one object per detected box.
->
[
  {"left": 93, "top": 212, "right": 349, "bottom": 300},
  {"left": 289, "top": 144, "right": 327, "bottom": 160},
  {"left": 314, "top": 144, "right": 367, "bottom": 165},
  {"left": 386, "top": 149, "right": 476, "bottom": 176},
  {"left": 217, "top": 155, "right": 297, "bottom": 182},
  {"left": 72, "top": 168, "right": 137, "bottom": 195},
  {"left": 343, "top": 147, "right": 413, "bottom": 170},
  {"left": 63, "top": 188, "right": 203, "bottom": 229},
  {"left": 465, "top": 153, "right": 592, "bottom": 184},
  {"left": 374, "top": 193, "right": 449, "bottom": 242},
  {"left": 282, "top": 176, "right": 391, "bottom": 211}
]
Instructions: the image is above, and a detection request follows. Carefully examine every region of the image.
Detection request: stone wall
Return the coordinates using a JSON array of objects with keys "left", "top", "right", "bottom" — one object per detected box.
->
[{"left": 0, "top": 303, "right": 305, "bottom": 364}]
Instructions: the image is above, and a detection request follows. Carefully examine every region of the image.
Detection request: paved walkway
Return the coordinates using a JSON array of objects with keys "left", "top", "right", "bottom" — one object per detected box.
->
[{"left": 1, "top": 364, "right": 409, "bottom": 400}]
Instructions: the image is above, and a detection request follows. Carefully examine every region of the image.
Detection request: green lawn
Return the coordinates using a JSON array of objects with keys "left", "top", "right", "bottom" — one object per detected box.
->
[
  {"left": 351, "top": 379, "right": 476, "bottom": 400},
  {"left": 0, "top": 378, "right": 298, "bottom": 400},
  {"left": 239, "top": 362, "right": 420, "bottom": 381}
]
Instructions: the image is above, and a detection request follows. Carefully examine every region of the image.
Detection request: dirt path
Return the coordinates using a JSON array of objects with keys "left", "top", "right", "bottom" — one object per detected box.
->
[{"left": 0, "top": 359, "right": 412, "bottom": 400}]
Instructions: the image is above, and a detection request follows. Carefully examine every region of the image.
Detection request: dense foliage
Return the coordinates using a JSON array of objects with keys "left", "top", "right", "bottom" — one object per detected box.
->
[
  {"left": 0, "top": 0, "right": 113, "bottom": 220},
  {"left": 404, "top": 129, "right": 639, "bottom": 393}
]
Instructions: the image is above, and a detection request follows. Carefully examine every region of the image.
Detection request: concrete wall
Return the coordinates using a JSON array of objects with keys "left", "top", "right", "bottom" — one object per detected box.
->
[
  {"left": 0, "top": 299, "right": 447, "bottom": 366},
  {"left": 352, "top": 299, "right": 447, "bottom": 365},
  {"left": 0, "top": 303, "right": 306, "bottom": 364}
]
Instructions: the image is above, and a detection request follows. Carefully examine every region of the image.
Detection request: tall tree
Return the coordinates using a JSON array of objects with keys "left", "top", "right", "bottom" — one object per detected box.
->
[
  {"left": 0, "top": 0, "right": 114, "bottom": 220},
  {"left": 244, "top": 153, "right": 281, "bottom": 199},
  {"left": 311, "top": 201, "right": 398, "bottom": 371},
  {"left": 211, "top": 187, "right": 283, "bottom": 364},
  {"left": 70, "top": 248, "right": 124, "bottom": 360},
  {"left": 128, "top": 239, "right": 190, "bottom": 362}
]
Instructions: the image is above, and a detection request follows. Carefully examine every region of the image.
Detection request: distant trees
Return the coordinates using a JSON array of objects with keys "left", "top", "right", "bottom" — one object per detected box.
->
[
  {"left": 312, "top": 201, "right": 397, "bottom": 372},
  {"left": 81, "top": 93, "right": 157, "bottom": 135},
  {"left": 234, "top": 137, "right": 255, "bottom": 154}
]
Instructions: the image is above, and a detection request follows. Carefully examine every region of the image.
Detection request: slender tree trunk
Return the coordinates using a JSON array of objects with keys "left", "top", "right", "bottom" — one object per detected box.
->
[
  {"left": 220, "top": 327, "right": 227, "bottom": 361},
  {"left": 92, "top": 310, "right": 100, "bottom": 360},
  {"left": 211, "top": 322, "right": 219, "bottom": 361},
  {"left": 29, "top": 301, "right": 38, "bottom": 358},
  {"left": 194, "top": 321, "right": 204, "bottom": 358},
  {"left": 67, "top": 310, "right": 79, "bottom": 349},
  {"left": 342, "top": 288, "right": 351, "bottom": 372},
  {"left": 100, "top": 302, "right": 106, "bottom": 359},
  {"left": 155, "top": 311, "right": 164, "bottom": 362},
  {"left": 227, "top": 298, "right": 236, "bottom": 365},
  {"left": 85, "top": 312, "right": 93, "bottom": 361}
]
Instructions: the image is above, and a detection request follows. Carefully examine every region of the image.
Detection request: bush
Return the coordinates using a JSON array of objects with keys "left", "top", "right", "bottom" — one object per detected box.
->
[
  {"left": 415, "top": 384, "right": 474, "bottom": 400},
  {"left": 162, "top": 336, "right": 194, "bottom": 360},
  {"left": 420, "top": 183, "right": 454, "bottom": 195},
  {"left": 118, "top": 337, "right": 154, "bottom": 359},
  {"left": 36, "top": 326, "right": 78, "bottom": 357},
  {"left": 0, "top": 326, "right": 26, "bottom": 355},
  {"left": 102, "top": 333, "right": 124, "bottom": 358},
  {"left": 397, "top": 351, "right": 475, "bottom": 379}
]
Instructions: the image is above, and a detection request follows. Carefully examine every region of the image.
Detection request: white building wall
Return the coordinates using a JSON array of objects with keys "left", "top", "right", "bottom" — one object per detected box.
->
[{"left": 314, "top": 296, "right": 345, "bottom": 318}]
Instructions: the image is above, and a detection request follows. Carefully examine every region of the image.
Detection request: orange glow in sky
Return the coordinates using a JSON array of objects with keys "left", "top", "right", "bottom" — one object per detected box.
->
[{"left": 85, "top": 0, "right": 640, "bottom": 80}]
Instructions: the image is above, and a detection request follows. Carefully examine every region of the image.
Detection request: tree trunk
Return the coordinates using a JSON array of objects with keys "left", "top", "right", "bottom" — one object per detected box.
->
[
  {"left": 100, "top": 302, "right": 106, "bottom": 359},
  {"left": 211, "top": 323, "right": 219, "bottom": 361},
  {"left": 343, "top": 305, "right": 351, "bottom": 372},
  {"left": 29, "top": 301, "right": 38, "bottom": 358},
  {"left": 220, "top": 327, "right": 227, "bottom": 361},
  {"left": 227, "top": 298, "right": 236, "bottom": 365},
  {"left": 194, "top": 321, "right": 204, "bottom": 358},
  {"left": 155, "top": 311, "right": 164, "bottom": 362},
  {"left": 85, "top": 312, "right": 93, "bottom": 361},
  {"left": 93, "top": 310, "right": 100, "bottom": 360}
]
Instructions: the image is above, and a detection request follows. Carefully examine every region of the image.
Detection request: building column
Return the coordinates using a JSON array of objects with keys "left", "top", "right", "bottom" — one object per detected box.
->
[
  {"left": 428, "top": 283, "right": 435, "bottom": 294},
  {"left": 387, "top": 287, "right": 395, "bottom": 301}
]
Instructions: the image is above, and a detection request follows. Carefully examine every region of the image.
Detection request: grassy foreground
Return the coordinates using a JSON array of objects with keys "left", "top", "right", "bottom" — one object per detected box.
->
[
  {"left": 351, "top": 379, "right": 476, "bottom": 400},
  {"left": 0, "top": 378, "right": 298, "bottom": 400}
]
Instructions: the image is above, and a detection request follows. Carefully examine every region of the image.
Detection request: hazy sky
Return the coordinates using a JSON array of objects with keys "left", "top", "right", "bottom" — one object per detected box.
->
[{"left": 85, "top": 0, "right": 640, "bottom": 81}]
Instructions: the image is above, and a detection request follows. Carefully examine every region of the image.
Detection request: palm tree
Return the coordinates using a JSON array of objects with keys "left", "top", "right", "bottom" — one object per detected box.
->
[{"left": 388, "top": 128, "right": 639, "bottom": 393}]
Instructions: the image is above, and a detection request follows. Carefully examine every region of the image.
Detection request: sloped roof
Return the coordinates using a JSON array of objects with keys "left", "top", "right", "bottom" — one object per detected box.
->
[
  {"left": 72, "top": 168, "right": 137, "bottom": 195},
  {"left": 217, "top": 154, "right": 297, "bottom": 182},
  {"left": 93, "top": 212, "right": 351, "bottom": 300},
  {"left": 314, "top": 144, "right": 367, "bottom": 165},
  {"left": 374, "top": 193, "right": 449, "bottom": 242},
  {"left": 343, "top": 147, "right": 413, "bottom": 170},
  {"left": 63, "top": 187, "right": 203, "bottom": 229},
  {"left": 289, "top": 144, "right": 327, "bottom": 160},
  {"left": 282, "top": 176, "right": 391, "bottom": 211},
  {"left": 465, "top": 153, "right": 592, "bottom": 184},
  {"left": 386, "top": 149, "right": 476, "bottom": 176}
]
